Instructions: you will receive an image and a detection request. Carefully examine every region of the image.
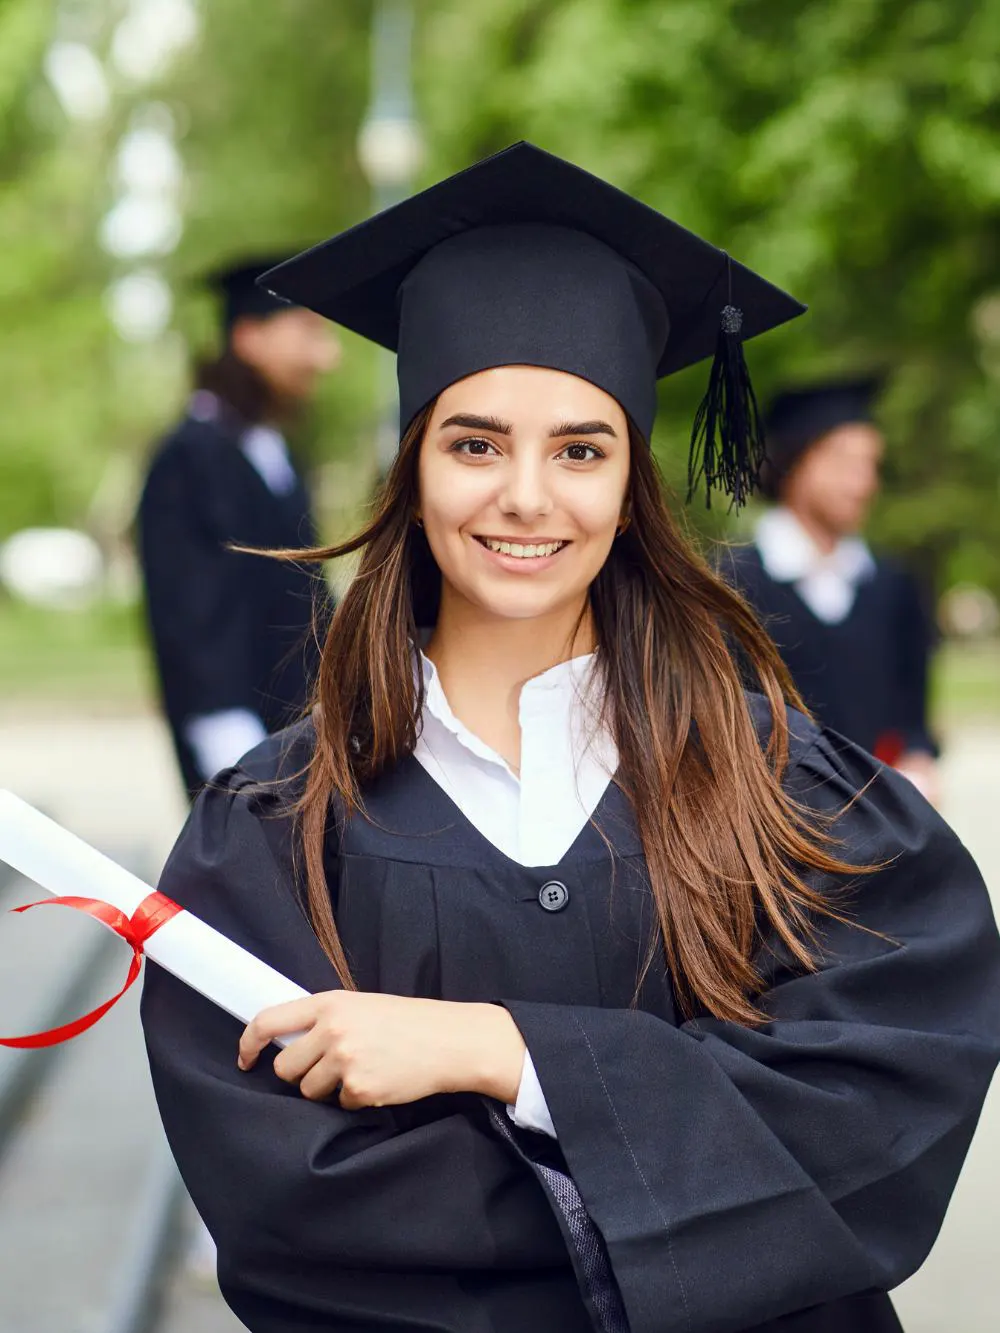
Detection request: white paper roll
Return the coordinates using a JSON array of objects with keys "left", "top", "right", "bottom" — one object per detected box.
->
[{"left": 0, "top": 790, "right": 308, "bottom": 1045}]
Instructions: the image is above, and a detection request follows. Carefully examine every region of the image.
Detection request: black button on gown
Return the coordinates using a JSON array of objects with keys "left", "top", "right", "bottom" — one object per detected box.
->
[{"left": 140, "top": 698, "right": 1000, "bottom": 1332}]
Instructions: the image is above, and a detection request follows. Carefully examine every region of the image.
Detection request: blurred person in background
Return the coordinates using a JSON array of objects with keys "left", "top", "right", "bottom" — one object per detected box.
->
[
  {"left": 137, "top": 257, "right": 341, "bottom": 799},
  {"left": 728, "top": 378, "right": 940, "bottom": 804}
]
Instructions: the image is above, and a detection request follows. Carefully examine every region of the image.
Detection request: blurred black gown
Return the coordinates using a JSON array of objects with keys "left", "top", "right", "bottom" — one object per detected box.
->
[
  {"left": 141, "top": 700, "right": 1000, "bottom": 1333},
  {"left": 727, "top": 546, "right": 936, "bottom": 760},
  {"left": 137, "top": 399, "right": 324, "bottom": 796}
]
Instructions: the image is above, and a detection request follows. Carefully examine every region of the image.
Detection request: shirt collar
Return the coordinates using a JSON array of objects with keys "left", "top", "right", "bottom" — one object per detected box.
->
[
  {"left": 754, "top": 506, "right": 874, "bottom": 585},
  {"left": 418, "top": 650, "right": 602, "bottom": 770},
  {"left": 187, "top": 389, "right": 221, "bottom": 422}
]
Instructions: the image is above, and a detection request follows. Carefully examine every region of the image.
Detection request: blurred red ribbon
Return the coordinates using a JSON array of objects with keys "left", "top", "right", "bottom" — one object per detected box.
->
[
  {"left": 0, "top": 891, "right": 180, "bottom": 1049},
  {"left": 873, "top": 730, "right": 905, "bottom": 768}
]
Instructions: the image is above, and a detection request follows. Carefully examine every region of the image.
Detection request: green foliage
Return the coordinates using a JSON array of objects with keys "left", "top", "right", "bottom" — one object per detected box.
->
[
  {"left": 0, "top": 591, "right": 148, "bottom": 707},
  {"left": 1, "top": 1, "right": 998, "bottom": 600},
  {"left": 0, "top": 0, "right": 379, "bottom": 547},
  {"left": 421, "top": 0, "right": 1000, "bottom": 588},
  {"left": 164, "top": 0, "right": 378, "bottom": 471},
  {"left": 0, "top": 0, "right": 101, "bottom": 535}
]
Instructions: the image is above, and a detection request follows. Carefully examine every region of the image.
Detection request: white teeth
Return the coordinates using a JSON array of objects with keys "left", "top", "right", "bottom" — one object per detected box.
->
[{"left": 481, "top": 538, "right": 565, "bottom": 558}]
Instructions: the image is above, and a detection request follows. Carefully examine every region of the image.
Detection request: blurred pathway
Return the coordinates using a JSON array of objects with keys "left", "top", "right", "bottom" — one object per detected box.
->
[
  {"left": 0, "top": 712, "right": 239, "bottom": 1332},
  {"left": 893, "top": 725, "right": 1000, "bottom": 1332}
]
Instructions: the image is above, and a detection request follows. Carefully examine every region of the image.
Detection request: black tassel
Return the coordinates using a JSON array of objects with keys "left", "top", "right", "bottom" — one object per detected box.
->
[{"left": 687, "top": 304, "right": 767, "bottom": 510}]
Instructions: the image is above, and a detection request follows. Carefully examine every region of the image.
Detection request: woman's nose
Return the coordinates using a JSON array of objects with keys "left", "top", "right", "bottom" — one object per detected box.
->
[{"left": 497, "top": 455, "right": 553, "bottom": 520}]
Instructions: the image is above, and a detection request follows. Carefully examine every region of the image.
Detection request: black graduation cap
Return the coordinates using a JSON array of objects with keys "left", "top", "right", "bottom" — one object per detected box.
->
[
  {"left": 259, "top": 143, "right": 807, "bottom": 506},
  {"left": 759, "top": 376, "right": 883, "bottom": 499},
  {"left": 207, "top": 256, "right": 297, "bottom": 334}
]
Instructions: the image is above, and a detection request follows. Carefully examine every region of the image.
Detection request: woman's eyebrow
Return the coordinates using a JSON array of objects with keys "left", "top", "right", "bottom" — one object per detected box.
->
[
  {"left": 439, "top": 413, "right": 513, "bottom": 434},
  {"left": 548, "top": 419, "right": 618, "bottom": 438},
  {"left": 438, "top": 413, "right": 618, "bottom": 439}
]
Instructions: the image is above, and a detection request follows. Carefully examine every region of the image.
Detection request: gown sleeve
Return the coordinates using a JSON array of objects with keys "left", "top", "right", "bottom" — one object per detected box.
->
[
  {"left": 891, "top": 566, "right": 938, "bottom": 756},
  {"left": 137, "top": 434, "right": 261, "bottom": 719},
  {"left": 139, "top": 764, "right": 575, "bottom": 1329},
  {"left": 502, "top": 722, "right": 1000, "bottom": 1333}
]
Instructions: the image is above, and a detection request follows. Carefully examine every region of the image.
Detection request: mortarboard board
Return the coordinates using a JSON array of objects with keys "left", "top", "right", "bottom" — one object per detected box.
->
[
  {"left": 207, "top": 255, "right": 298, "bottom": 335},
  {"left": 759, "top": 376, "right": 884, "bottom": 499},
  {"left": 259, "top": 143, "right": 807, "bottom": 506}
]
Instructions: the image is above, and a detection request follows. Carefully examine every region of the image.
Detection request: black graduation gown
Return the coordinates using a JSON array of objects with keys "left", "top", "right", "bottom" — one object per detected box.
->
[
  {"left": 727, "top": 546, "right": 936, "bottom": 759},
  {"left": 137, "top": 408, "right": 325, "bottom": 796},
  {"left": 140, "top": 701, "right": 1000, "bottom": 1333}
]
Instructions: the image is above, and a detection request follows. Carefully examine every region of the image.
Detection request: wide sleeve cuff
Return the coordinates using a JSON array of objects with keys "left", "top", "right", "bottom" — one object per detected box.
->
[
  {"left": 506, "top": 1048, "right": 557, "bottom": 1138},
  {"left": 185, "top": 709, "right": 268, "bottom": 782}
]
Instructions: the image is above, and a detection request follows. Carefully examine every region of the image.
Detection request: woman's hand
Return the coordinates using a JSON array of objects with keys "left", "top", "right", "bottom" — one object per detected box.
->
[
  {"left": 895, "top": 750, "right": 941, "bottom": 808},
  {"left": 238, "top": 991, "right": 527, "bottom": 1108}
]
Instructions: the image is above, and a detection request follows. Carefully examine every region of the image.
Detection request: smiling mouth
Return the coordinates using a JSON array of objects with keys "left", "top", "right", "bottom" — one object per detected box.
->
[{"left": 474, "top": 536, "right": 568, "bottom": 559}]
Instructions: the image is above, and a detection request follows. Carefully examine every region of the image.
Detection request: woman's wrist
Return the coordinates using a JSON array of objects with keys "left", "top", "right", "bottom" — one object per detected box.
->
[{"left": 441, "top": 1001, "right": 526, "bottom": 1102}]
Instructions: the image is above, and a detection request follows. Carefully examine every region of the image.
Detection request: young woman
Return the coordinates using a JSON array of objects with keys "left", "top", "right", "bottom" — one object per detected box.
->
[{"left": 141, "top": 145, "right": 1000, "bottom": 1333}]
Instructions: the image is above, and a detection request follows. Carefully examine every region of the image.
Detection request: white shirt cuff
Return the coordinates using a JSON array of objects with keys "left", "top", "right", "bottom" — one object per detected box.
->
[
  {"left": 185, "top": 709, "right": 268, "bottom": 781},
  {"left": 506, "top": 1049, "right": 557, "bottom": 1138}
]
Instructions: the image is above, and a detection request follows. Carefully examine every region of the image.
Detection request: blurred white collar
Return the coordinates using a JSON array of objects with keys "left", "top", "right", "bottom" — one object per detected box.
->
[
  {"left": 187, "top": 392, "right": 298, "bottom": 497},
  {"left": 240, "top": 424, "right": 298, "bottom": 496},
  {"left": 755, "top": 507, "right": 874, "bottom": 624}
]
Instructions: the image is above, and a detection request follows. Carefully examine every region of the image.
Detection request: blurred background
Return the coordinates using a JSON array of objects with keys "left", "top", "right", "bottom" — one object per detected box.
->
[{"left": 0, "top": 1, "right": 997, "bottom": 1330}]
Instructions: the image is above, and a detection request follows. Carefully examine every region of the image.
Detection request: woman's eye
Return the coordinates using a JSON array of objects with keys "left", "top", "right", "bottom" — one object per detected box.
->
[
  {"left": 450, "top": 437, "right": 498, "bottom": 457},
  {"left": 559, "top": 442, "right": 604, "bottom": 462}
]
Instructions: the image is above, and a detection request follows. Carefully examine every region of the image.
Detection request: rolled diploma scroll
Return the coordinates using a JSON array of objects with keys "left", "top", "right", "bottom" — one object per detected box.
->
[{"left": 0, "top": 790, "right": 309, "bottom": 1047}]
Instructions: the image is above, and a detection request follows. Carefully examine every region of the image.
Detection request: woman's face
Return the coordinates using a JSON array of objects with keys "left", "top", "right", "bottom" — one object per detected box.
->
[
  {"left": 783, "top": 423, "right": 884, "bottom": 537},
  {"left": 231, "top": 307, "right": 341, "bottom": 401},
  {"left": 418, "top": 365, "right": 631, "bottom": 625}
]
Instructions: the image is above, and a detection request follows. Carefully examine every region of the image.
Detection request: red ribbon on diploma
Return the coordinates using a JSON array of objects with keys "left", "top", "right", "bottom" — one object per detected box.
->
[{"left": 0, "top": 891, "right": 180, "bottom": 1049}]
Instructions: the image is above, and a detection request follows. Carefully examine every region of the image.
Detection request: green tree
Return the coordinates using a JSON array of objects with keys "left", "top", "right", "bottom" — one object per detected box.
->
[
  {"left": 421, "top": 0, "right": 1000, "bottom": 593},
  {"left": 0, "top": 2, "right": 378, "bottom": 546},
  {"left": 161, "top": 0, "right": 377, "bottom": 491},
  {"left": 0, "top": 0, "right": 108, "bottom": 535}
]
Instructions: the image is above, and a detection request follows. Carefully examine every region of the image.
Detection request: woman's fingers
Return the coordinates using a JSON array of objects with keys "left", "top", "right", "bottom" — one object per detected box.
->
[
  {"left": 271, "top": 1028, "right": 329, "bottom": 1085},
  {"left": 299, "top": 1053, "right": 347, "bottom": 1103},
  {"left": 238, "top": 996, "right": 321, "bottom": 1069}
]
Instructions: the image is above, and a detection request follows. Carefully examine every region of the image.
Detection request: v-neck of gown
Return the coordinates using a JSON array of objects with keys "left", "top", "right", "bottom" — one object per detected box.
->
[{"left": 405, "top": 753, "right": 636, "bottom": 871}]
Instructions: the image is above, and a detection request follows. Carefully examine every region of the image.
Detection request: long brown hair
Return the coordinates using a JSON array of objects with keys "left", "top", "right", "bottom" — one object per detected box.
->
[{"left": 287, "top": 406, "right": 863, "bottom": 1025}]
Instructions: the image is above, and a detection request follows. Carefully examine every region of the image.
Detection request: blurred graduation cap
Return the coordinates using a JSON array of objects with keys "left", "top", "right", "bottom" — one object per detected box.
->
[
  {"left": 259, "top": 142, "right": 807, "bottom": 507},
  {"left": 206, "top": 255, "right": 298, "bottom": 335},
  {"left": 759, "top": 376, "right": 884, "bottom": 500}
]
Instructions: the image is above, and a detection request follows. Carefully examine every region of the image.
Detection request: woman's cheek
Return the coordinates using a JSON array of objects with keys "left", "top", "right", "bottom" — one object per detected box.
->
[{"left": 570, "top": 493, "right": 622, "bottom": 547}]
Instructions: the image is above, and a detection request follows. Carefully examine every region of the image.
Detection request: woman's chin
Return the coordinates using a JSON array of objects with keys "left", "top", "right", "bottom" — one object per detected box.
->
[{"left": 458, "top": 583, "right": 579, "bottom": 625}]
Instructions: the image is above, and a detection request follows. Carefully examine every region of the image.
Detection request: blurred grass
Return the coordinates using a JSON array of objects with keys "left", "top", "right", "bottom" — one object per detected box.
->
[
  {"left": 0, "top": 595, "right": 997, "bottom": 727},
  {"left": 932, "top": 638, "right": 1000, "bottom": 729},
  {"left": 0, "top": 596, "right": 151, "bottom": 715}
]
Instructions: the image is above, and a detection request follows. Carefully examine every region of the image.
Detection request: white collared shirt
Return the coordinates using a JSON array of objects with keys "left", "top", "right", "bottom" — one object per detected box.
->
[
  {"left": 188, "top": 391, "right": 299, "bottom": 500},
  {"left": 239, "top": 424, "right": 300, "bottom": 497},
  {"left": 414, "top": 652, "right": 618, "bottom": 866},
  {"left": 413, "top": 652, "right": 619, "bottom": 1137},
  {"left": 754, "top": 506, "right": 875, "bottom": 625}
]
